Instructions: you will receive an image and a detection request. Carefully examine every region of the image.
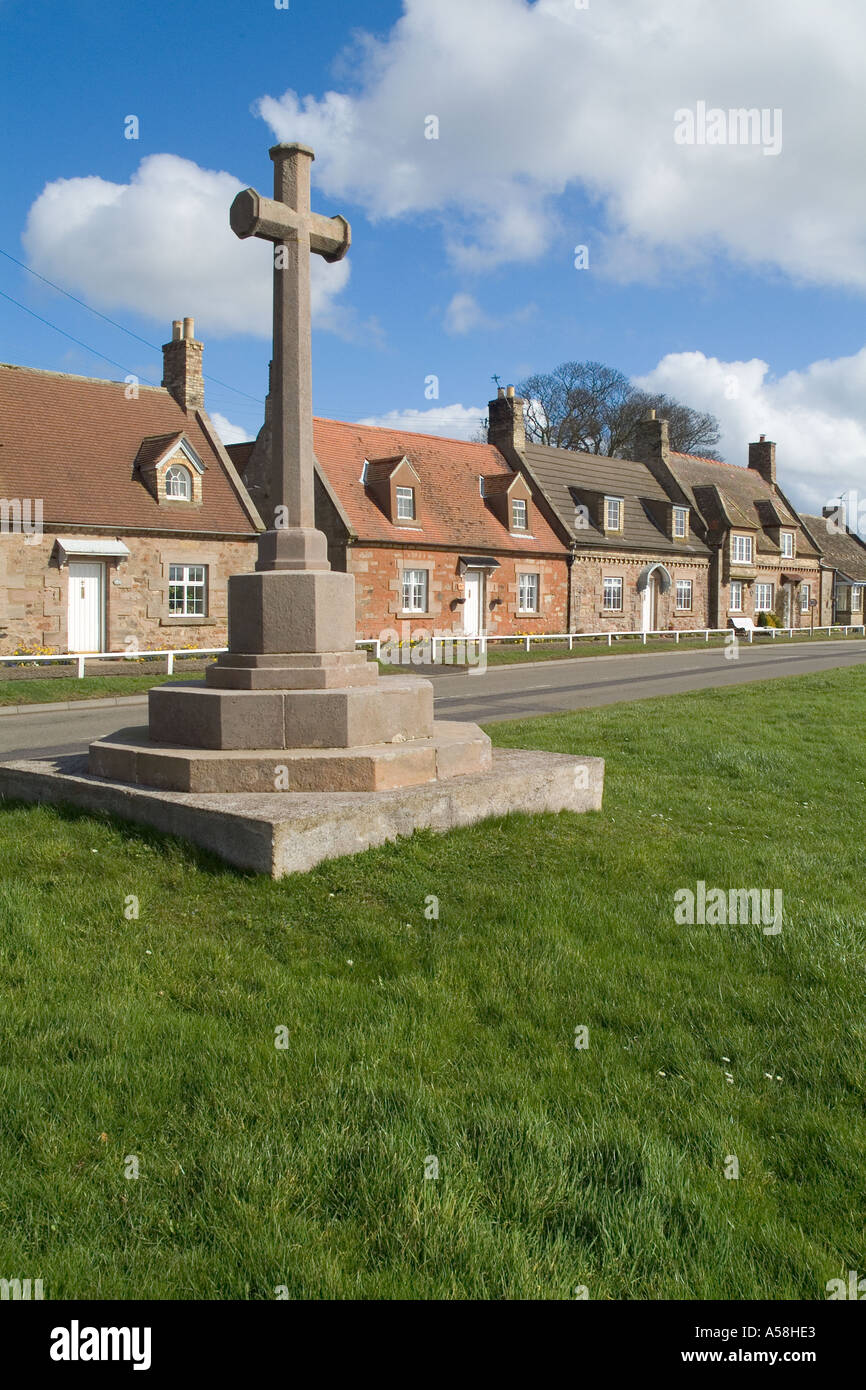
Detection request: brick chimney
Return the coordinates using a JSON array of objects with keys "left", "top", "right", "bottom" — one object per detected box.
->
[
  {"left": 633, "top": 409, "right": 672, "bottom": 485},
  {"left": 748, "top": 434, "right": 776, "bottom": 487},
  {"left": 487, "top": 384, "right": 526, "bottom": 457},
  {"left": 162, "top": 317, "right": 204, "bottom": 412}
]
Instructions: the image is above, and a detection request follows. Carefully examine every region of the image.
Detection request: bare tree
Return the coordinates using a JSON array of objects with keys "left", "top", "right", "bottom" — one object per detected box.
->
[{"left": 516, "top": 362, "right": 723, "bottom": 460}]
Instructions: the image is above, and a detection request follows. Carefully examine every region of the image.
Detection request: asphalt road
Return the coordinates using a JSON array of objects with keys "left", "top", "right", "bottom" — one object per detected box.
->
[{"left": 0, "top": 638, "right": 863, "bottom": 760}]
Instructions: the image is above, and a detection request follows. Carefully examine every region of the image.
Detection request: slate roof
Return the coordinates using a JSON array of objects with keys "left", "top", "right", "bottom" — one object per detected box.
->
[
  {"left": 519, "top": 441, "right": 711, "bottom": 555},
  {"left": 254, "top": 417, "right": 565, "bottom": 554},
  {"left": 800, "top": 515, "right": 866, "bottom": 581},
  {"left": 0, "top": 364, "right": 259, "bottom": 533},
  {"left": 669, "top": 453, "right": 821, "bottom": 557}
]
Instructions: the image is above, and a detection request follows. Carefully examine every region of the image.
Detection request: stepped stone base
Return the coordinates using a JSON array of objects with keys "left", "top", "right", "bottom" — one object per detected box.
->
[
  {"left": 147, "top": 674, "right": 434, "bottom": 751},
  {"left": 0, "top": 748, "right": 605, "bottom": 878},
  {"left": 89, "top": 720, "right": 491, "bottom": 792}
]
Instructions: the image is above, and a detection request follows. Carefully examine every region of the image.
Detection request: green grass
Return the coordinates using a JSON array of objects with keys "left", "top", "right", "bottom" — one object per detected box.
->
[
  {"left": 0, "top": 674, "right": 202, "bottom": 706},
  {"left": 1, "top": 667, "right": 864, "bottom": 1299}
]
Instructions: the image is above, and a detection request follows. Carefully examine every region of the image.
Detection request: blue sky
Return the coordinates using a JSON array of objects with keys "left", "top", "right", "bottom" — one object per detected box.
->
[{"left": 2, "top": 0, "right": 865, "bottom": 511}]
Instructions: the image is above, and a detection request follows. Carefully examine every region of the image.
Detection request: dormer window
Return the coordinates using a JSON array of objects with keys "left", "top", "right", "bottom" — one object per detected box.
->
[
  {"left": 512, "top": 498, "right": 527, "bottom": 530},
  {"left": 780, "top": 531, "right": 795, "bottom": 558},
  {"left": 605, "top": 497, "right": 623, "bottom": 532},
  {"left": 673, "top": 506, "right": 689, "bottom": 539},
  {"left": 165, "top": 464, "right": 192, "bottom": 500},
  {"left": 396, "top": 485, "right": 415, "bottom": 521}
]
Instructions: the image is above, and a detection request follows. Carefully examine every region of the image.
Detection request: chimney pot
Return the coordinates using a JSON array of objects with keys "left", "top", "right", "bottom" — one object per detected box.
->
[
  {"left": 163, "top": 318, "right": 204, "bottom": 411},
  {"left": 497, "top": 387, "right": 505, "bottom": 399},
  {"left": 506, "top": 384, "right": 515, "bottom": 398},
  {"left": 759, "top": 434, "right": 766, "bottom": 442}
]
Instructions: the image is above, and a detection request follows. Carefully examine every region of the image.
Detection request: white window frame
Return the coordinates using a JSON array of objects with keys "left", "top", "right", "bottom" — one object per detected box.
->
[
  {"left": 401, "top": 568, "right": 428, "bottom": 613},
  {"left": 732, "top": 534, "right": 753, "bottom": 564},
  {"left": 729, "top": 580, "right": 743, "bottom": 612},
  {"left": 395, "top": 485, "right": 415, "bottom": 521},
  {"left": 604, "top": 497, "right": 623, "bottom": 532},
  {"left": 165, "top": 464, "right": 192, "bottom": 500},
  {"left": 853, "top": 586, "right": 863, "bottom": 611},
  {"left": 799, "top": 583, "right": 810, "bottom": 614},
  {"left": 168, "top": 563, "right": 206, "bottom": 616},
  {"left": 518, "top": 572, "right": 539, "bottom": 613},
  {"left": 603, "top": 576, "right": 623, "bottom": 612},
  {"left": 673, "top": 507, "right": 688, "bottom": 539},
  {"left": 780, "top": 531, "right": 795, "bottom": 558},
  {"left": 755, "top": 582, "right": 774, "bottom": 613},
  {"left": 511, "top": 497, "right": 528, "bottom": 531},
  {"left": 675, "top": 579, "right": 693, "bottom": 611}
]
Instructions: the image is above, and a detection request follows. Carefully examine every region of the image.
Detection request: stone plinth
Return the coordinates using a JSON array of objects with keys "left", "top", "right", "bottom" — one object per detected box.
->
[
  {"left": 0, "top": 749, "right": 605, "bottom": 878},
  {"left": 89, "top": 720, "right": 490, "bottom": 793}
]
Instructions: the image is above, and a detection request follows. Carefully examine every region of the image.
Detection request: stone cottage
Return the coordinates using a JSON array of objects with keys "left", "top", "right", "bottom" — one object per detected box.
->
[
  {"left": 634, "top": 417, "right": 823, "bottom": 629},
  {"left": 487, "top": 389, "right": 713, "bottom": 632},
  {"left": 0, "top": 319, "right": 262, "bottom": 654},
  {"left": 800, "top": 512, "right": 866, "bottom": 625},
  {"left": 230, "top": 412, "right": 570, "bottom": 643}
]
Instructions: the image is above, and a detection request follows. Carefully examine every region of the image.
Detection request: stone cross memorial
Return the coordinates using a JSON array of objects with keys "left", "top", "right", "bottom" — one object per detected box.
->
[
  {"left": 0, "top": 143, "right": 603, "bottom": 876},
  {"left": 87, "top": 142, "right": 494, "bottom": 797}
]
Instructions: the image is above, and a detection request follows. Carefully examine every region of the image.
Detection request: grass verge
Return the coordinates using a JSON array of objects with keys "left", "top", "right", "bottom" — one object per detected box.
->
[{"left": 0, "top": 667, "right": 864, "bottom": 1298}]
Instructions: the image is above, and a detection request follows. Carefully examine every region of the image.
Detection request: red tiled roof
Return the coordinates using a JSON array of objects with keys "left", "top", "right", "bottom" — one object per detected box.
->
[
  {"left": 0, "top": 365, "right": 258, "bottom": 533},
  {"left": 311, "top": 417, "right": 565, "bottom": 553}
]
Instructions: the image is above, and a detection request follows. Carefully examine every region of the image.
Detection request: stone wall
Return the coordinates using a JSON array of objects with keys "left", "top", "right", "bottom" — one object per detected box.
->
[
  {"left": 570, "top": 552, "right": 711, "bottom": 632},
  {"left": 0, "top": 530, "right": 257, "bottom": 654}
]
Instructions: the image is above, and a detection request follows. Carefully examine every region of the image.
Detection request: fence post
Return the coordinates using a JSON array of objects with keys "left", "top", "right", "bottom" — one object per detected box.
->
[
  {"left": 607, "top": 632, "right": 612, "bottom": 647},
  {"left": 675, "top": 631, "right": 679, "bottom": 644},
  {"left": 642, "top": 631, "right": 647, "bottom": 645},
  {"left": 525, "top": 636, "right": 530, "bottom": 653},
  {"left": 749, "top": 628, "right": 753, "bottom": 643},
  {"left": 705, "top": 630, "right": 709, "bottom": 641},
  {"left": 568, "top": 634, "right": 573, "bottom": 651},
  {"left": 77, "top": 655, "right": 85, "bottom": 679},
  {"left": 167, "top": 651, "right": 174, "bottom": 676}
]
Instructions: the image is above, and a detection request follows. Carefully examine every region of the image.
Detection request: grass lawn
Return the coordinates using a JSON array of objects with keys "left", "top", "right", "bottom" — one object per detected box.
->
[
  {"left": 0, "top": 667, "right": 864, "bottom": 1299},
  {"left": 0, "top": 674, "right": 195, "bottom": 706}
]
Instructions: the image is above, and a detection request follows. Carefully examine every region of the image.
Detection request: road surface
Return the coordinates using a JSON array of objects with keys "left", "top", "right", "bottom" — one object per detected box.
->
[{"left": 0, "top": 638, "right": 863, "bottom": 760}]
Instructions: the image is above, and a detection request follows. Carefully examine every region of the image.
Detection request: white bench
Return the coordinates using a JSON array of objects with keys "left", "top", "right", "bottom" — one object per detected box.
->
[{"left": 728, "top": 616, "right": 755, "bottom": 636}]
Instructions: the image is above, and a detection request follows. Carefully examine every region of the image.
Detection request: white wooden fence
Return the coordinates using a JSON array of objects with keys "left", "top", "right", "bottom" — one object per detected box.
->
[{"left": 0, "top": 624, "right": 863, "bottom": 677}]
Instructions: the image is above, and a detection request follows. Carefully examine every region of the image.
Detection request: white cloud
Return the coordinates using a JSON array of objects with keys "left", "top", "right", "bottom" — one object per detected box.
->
[
  {"left": 256, "top": 0, "right": 866, "bottom": 289},
  {"left": 209, "top": 411, "right": 251, "bottom": 445},
  {"left": 356, "top": 403, "right": 486, "bottom": 439},
  {"left": 634, "top": 349, "right": 866, "bottom": 512},
  {"left": 22, "top": 154, "right": 350, "bottom": 337},
  {"left": 443, "top": 292, "right": 492, "bottom": 335}
]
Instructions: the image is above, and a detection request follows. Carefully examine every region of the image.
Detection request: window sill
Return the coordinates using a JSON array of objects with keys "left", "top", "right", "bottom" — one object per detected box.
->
[{"left": 160, "top": 616, "right": 217, "bottom": 626}]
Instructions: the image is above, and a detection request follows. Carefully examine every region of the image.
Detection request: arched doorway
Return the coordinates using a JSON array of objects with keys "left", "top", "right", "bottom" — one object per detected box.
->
[{"left": 637, "top": 563, "right": 672, "bottom": 634}]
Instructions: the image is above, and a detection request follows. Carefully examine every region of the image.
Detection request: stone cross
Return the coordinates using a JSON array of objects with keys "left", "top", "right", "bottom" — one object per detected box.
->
[{"left": 230, "top": 143, "right": 350, "bottom": 570}]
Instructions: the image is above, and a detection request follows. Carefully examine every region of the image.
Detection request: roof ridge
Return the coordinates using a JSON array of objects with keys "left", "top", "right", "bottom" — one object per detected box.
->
[
  {"left": 315, "top": 414, "right": 498, "bottom": 451},
  {"left": 0, "top": 361, "right": 166, "bottom": 392}
]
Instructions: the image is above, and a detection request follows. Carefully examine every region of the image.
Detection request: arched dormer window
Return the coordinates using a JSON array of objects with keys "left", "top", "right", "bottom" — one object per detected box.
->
[{"left": 165, "top": 464, "right": 192, "bottom": 500}]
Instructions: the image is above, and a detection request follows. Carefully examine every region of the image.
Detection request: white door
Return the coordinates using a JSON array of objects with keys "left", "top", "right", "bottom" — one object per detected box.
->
[
  {"left": 463, "top": 570, "right": 484, "bottom": 637},
  {"left": 641, "top": 576, "right": 656, "bottom": 633},
  {"left": 67, "top": 561, "right": 104, "bottom": 652}
]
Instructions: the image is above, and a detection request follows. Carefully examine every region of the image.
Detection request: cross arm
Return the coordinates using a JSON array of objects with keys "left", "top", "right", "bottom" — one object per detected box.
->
[{"left": 230, "top": 188, "right": 351, "bottom": 262}]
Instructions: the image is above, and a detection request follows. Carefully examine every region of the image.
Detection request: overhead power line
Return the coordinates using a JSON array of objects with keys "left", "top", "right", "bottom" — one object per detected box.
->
[{"left": 0, "top": 247, "right": 264, "bottom": 405}]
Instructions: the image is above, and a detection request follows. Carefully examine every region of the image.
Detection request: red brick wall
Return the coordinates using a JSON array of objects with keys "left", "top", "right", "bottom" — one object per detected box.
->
[{"left": 347, "top": 545, "right": 569, "bottom": 639}]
